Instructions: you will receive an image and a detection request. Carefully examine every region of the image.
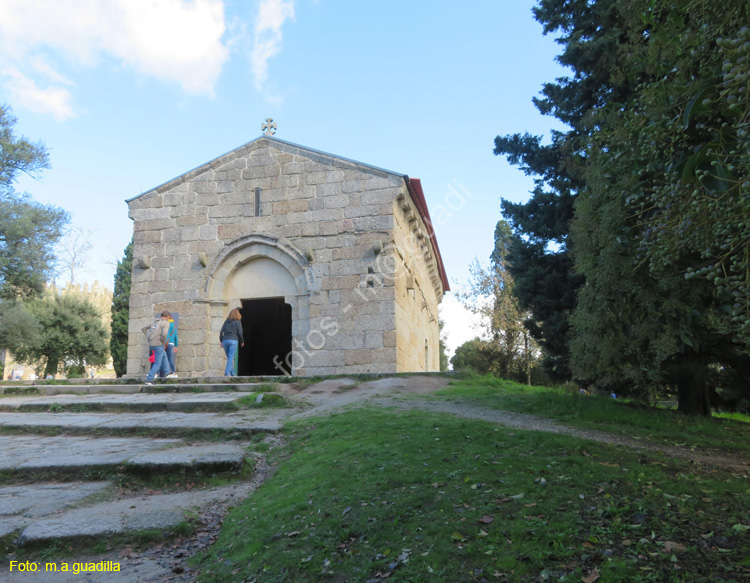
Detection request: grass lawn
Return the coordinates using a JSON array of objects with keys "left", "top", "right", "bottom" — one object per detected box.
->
[
  {"left": 194, "top": 405, "right": 749, "bottom": 582},
  {"left": 432, "top": 374, "right": 750, "bottom": 455}
]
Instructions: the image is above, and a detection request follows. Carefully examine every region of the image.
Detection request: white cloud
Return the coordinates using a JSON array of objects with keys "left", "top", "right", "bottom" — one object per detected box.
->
[
  {"left": 28, "top": 56, "right": 75, "bottom": 87},
  {"left": 251, "top": 0, "right": 295, "bottom": 92},
  {"left": 2, "top": 67, "right": 75, "bottom": 121},
  {"left": 0, "top": 0, "right": 230, "bottom": 118}
]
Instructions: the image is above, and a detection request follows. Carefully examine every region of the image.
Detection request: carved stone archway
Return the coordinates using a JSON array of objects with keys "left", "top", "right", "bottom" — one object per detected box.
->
[
  {"left": 201, "top": 234, "right": 318, "bottom": 300},
  {"left": 195, "top": 234, "right": 318, "bottom": 375}
]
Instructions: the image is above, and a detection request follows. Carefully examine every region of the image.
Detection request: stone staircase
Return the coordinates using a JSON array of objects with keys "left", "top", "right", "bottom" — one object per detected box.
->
[{"left": 0, "top": 378, "right": 299, "bottom": 550}]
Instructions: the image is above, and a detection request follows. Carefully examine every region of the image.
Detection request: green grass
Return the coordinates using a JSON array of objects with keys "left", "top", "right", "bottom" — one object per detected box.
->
[
  {"left": 433, "top": 374, "right": 750, "bottom": 454},
  {"left": 234, "top": 393, "right": 291, "bottom": 409},
  {"left": 193, "top": 408, "right": 750, "bottom": 583}
]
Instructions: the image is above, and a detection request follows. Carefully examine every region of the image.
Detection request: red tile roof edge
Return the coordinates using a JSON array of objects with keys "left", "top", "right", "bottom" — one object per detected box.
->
[{"left": 405, "top": 177, "right": 450, "bottom": 293}]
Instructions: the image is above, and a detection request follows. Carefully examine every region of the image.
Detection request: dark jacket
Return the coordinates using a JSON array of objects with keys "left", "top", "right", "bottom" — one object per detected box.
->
[{"left": 220, "top": 319, "right": 244, "bottom": 344}]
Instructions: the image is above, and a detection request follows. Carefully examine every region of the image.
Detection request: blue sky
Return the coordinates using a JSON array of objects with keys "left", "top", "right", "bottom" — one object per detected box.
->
[{"left": 1, "top": 0, "right": 566, "bottom": 358}]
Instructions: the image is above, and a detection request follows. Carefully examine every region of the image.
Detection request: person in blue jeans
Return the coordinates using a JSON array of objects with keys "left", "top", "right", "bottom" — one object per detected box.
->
[
  {"left": 163, "top": 315, "right": 178, "bottom": 378},
  {"left": 219, "top": 308, "right": 244, "bottom": 376},
  {"left": 142, "top": 311, "right": 171, "bottom": 385}
]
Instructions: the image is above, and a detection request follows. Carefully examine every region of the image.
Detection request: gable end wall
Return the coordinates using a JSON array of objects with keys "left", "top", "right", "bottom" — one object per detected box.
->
[{"left": 126, "top": 139, "right": 443, "bottom": 376}]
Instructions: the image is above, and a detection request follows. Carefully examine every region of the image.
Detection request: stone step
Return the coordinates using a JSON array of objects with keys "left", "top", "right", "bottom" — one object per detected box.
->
[
  {"left": 0, "top": 381, "right": 280, "bottom": 396},
  {"left": 2, "top": 481, "right": 252, "bottom": 546},
  {"left": 0, "top": 391, "right": 283, "bottom": 413},
  {"left": 0, "top": 435, "right": 252, "bottom": 478},
  {"left": 0, "top": 410, "right": 286, "bottom": 437},
  {"left": 0, "top": 482, "right": 112, "bottom": 539}
]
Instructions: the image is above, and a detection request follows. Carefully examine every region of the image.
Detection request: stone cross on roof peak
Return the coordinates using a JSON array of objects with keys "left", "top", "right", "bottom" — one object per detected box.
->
[{"left": 262, "top": 118, "right": 277, "bottom": 136}]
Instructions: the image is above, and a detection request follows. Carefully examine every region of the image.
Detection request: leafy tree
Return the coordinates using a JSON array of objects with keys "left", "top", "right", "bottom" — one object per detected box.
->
[
  {"left": 438, "top": 318, "right": 449, "bottom": 372},
  {"left": 110, "top": 240, "right": 132, "bottom": 377},
  {"left": 13, "top": 292, "right": 109, "bottom": 377},
  {"left": 620, "top": 6, "right": 750, "bottom": 334},
  {"left": 536, "top": 0, "right": 750, "bottom": 414},
  {"left": 456, "top": 221, "right": 538, "bottom": 383},
  {"left": 0, "top": 301, "right": 41, "bottom": 378},
  {"left": 0, "top": 105, "right": 68, "bottom": 302},
  {"left": 0, "top": 104, "right": 68, "bottom": 361},
  {"left": 0, "top": 105, "right": 49, "bottom": 191},
  {"left": 0, "top": 194, "right": 69, "bottom": 300},
  {"left": 450, "top": 338, "right": 494, "bottom": 375}
]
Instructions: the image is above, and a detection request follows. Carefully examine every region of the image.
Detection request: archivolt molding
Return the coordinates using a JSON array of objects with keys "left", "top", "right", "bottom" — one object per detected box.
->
[{"left": 199, "top": 233, "right": 319, "bottom": 300}]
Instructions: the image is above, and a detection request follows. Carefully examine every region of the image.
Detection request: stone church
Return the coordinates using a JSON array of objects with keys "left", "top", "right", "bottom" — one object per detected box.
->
[{"left": 125, "top": 135, "right": 449, "bottom": 377}]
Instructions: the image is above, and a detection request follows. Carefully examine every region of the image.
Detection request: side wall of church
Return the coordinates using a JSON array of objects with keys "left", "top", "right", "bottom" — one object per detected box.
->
[
  {"left": 126, "top": 139, "right": 408, "bottom": 377},
  {"left": 392, "top": 194, "right": 442, "bottom": 372}
]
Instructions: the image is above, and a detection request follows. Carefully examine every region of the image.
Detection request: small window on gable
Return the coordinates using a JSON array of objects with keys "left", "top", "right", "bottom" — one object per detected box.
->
[{"left": 254, "top": 187, "right": 262, "bottom": 217}]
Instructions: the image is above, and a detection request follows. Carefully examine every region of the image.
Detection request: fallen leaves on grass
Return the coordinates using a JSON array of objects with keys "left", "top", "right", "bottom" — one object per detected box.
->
[{"left": 582, "top": 567, "right": 600, "bottom": 582}]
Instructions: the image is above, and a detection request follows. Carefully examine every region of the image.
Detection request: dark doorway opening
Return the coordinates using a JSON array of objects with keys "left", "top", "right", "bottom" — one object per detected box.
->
[{"left": 238, "top": 297, "right": 292, "bottom": 376}]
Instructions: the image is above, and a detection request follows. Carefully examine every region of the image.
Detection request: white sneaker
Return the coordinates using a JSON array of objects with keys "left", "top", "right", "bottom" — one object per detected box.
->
[{"left": 166, "top": 373, "right": 178, "bottom": 378}]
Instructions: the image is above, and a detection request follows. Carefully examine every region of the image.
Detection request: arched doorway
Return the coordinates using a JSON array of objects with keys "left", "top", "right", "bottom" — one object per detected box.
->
[
  {"left": 201, "top": 234, "right": 318, "bottom": 376},
  {"left": 238, "top": 297, "right": 292, "bottom": 375},
  {"left": 223, "top": 257, "right": 296, "bottom": 375}
]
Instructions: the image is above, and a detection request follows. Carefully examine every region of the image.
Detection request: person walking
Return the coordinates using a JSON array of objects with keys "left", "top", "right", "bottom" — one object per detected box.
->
[
  {"left": 219, "top": 308, "right": 244, "bottom": 376},
  {"left": 142, "top": 310, "right": 171, "bottom": 385},
  {"left": 164, "top": 314, "right": 178, "bottom": 378}
]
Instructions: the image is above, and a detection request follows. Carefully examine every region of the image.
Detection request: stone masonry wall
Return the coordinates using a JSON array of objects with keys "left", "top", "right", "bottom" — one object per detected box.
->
[{"left": 392, "top": 193, "right": 441, "bottom": 372}]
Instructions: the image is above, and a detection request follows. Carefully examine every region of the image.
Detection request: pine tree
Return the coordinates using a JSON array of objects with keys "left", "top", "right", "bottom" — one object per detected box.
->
[
  {"left": 0, "top": 105, "right": 68, "bottom": 302},
  {"left": 493, "top": 0, "right": 629, "bottom": 380},
  {"left": 110, "top": 240, "right": 132, "bottom": 377}
]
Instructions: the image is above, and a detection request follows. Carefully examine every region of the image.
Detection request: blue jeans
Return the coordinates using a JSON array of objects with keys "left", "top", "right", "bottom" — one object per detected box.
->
[
  {"left": 222, "top": 339, "right": 238, "bottom": 376},
  {"left": 147, "top": 345, "right": 170, "bottom": 381},
  {"left": 165, "top": 344, "right": 176, "bottom": 374}
]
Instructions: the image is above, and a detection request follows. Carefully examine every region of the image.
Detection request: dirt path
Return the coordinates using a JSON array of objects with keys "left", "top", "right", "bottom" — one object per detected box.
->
[
  {"left": 281, "top": 375, "right": 750, "bottom": 475},
  {"left": 388, "top": 398, "right": 750, "bottom": 475}
]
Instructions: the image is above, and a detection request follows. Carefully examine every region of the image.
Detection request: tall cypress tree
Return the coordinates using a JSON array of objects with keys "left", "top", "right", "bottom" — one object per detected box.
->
[
  {"left": 494, "top": 0, "right": 629, "bottom": 380},
  {"left": 110, "top": 240, "right": 132, "bottom": 377}
]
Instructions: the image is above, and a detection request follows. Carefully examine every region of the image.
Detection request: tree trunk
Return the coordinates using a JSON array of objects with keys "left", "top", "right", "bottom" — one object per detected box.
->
[
  {"left": 44, "top": 357, "right": 58, "bottom": 378},
  {"left": 525, "top": 333, "right": 531, "bottom": 385},
  {"left": 675, "top": 363, "right": 711, "bottom": 416}
]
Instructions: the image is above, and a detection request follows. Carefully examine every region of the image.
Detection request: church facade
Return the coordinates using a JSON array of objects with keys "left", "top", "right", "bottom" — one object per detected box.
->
[{"left": 125, "top": 136, "right": 449, "bottom": 377}]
